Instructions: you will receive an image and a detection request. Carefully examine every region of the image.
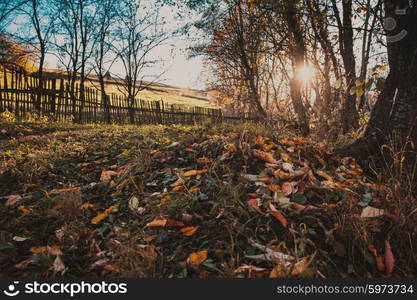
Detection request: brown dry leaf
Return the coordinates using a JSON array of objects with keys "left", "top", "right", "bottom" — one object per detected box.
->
[
  {"left": 385, "top": 240, "right": 395, "bottom": 277},
  {"left": 184, "top": 147, "right": 197, "bottom": 153},
  {"left": 138, "top": 245, "right": 157, "bottom": 261},
  {"left": 100, "top": 170, "right": 118, "bottom": 182},
  {"left": 281, "top": 181, "right": 298, "bottom": 196},
  {"left": 184, "top": 169, "right": 207, "bottom": 177},
  {"left": 197, "top": 157, "right": 214, "bottom": 164},
  {"left": 79, "top": 203, "right": 97, "bottom": 210},
  {"left": 104, "top": 264, "right": 122, "bottom": 273},
  {"left": 361, "top": 206, "right": 385, "bottom": 218},
  {"left": 53, "top": 255, "right": 65, "bottom": 273},
  {"left": 253, "top": 150, "right": 277, "bottom": 164},
  {"left": 146, "top": 218, "right": 184, "bottom": 227},
  {"left": 165, "top": 219, "right": 185, "bottom": 227},
  {"left": 91, "top": 206, "right": 114, "bottom": 225},
  {"left": 180, "top": 226, "right": 199, "bottom": 236},
  {"left": 187, "top": 250, "right": 208, "bottom": 265},
  {"left": 160, "top": 195, "right": 171, "bottom": 203},
  {"left": 17, "top": 205, "right": 33, "bottom": 215},
  {"left": 189, "top": 187, "right": 200, "bottom": 194},
  {"left": 269, "top": 203, "right": 288, "bottom": 227},
  {"left": 376, "top": 255, "right": 385, "bottom": 272},
  {"left": 146, "top": 219, "right": 168, "bottom": 227},
  {"left": 31, "top": 245, "right": 63, "bottom": 256},
  {"left": 291, "top": 258, "right": 308, "bottom": 276},
  {"left": 316, "top": 170, "right": 334, "bottom": 182},
  {"left": 49, "top": 187, "right": 81, "bottom": 195},
  {"left": 269, "top": 265, "right": 286, "bottom": 278},
  {"left": 172, "top": 186, "right": 184, "bottom": 192},
  {"left": 170, "top": 177, "right": 185, "bottom": 187},
  {"left": 5, "top": 194, "right": 22, "bottom": 206}
]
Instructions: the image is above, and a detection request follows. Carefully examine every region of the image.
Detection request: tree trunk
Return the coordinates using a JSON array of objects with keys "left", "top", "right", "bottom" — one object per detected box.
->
[
  {"left": 285, "top": 1, "right": 310, "bottom": 135},
  {"left": 340, "top": 0, "right": 417, "bottom": 162}
]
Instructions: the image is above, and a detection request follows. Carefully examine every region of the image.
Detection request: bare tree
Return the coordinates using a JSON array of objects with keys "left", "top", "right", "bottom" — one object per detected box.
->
[{"left": 114, "top": 0, "right": 167, "bottom": 124}]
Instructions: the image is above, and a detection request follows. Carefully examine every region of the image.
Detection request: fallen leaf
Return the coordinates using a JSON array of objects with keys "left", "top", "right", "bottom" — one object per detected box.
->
[
  {"left": 104, "top": 264, "right": 122, "bottom": 273},
  {"left": 184, "top": 169, "right": 207, "bottom": 177},
  {"left": 248, "top": 198, "right": 261, "bottom": 207},
  {"left": 253, "top": 151, "right": 277, "bottom": 164},
  {"left": 269, "top": 203, "right": 288, "bottom": 227},
  {"left": 17, "top": 205, "right": 32, "bottom": 215},
  {"left": 49, "top": 187, "right": 81, "bottom": 195},
  {"left": 189, "top": 187, "right": 200, "bottom": 193},
  {"left": 91, "top": 206, "right": 114, "bottom": 224},
  {"left": 361, "top": 206, "right": 385, "bottom": 218},
  {"left": 53, "top": 255, "right": 65, "bottom": 273},
  {"left": 384, "top": 240, "right": 395, "bottom": 277},
  {"left": 180, "top": 226, "right": 198, "bottom": 236},
  {"left": 197, "top": 157, "right": 214, "bottom": 164},
  {"left": 187, "top": 250, "right": 207, "bottom": 265},
  {"left": 281, "top": 182, "right": 298, "bottom": 196},
  {"left": 31, "top": 245, "right": 63, "bottom": 256},
  {"left": 146, "top": 219, "right": 167, "bottom": 227},
  {"left": 100, "top": 170, "right": 118, "bottom": 182},
  {"left": 5, "top": 194, "right": 22, "bottom": 206},
  {"left": 138, "top": 244, "right": 157, "bottom": 261},
  {"left": 13, "top": 236, "right": 29, "bottom": 242}
]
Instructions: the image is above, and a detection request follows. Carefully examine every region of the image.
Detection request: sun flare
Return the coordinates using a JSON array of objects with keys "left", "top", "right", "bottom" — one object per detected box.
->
[{"left": 298, "top": 65, "right": 315, "bottom": 82}]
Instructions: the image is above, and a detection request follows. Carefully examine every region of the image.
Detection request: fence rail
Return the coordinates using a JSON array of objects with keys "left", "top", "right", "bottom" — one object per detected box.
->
[{"left": 0, "top": 66, "right": 257, "bottom": 125}]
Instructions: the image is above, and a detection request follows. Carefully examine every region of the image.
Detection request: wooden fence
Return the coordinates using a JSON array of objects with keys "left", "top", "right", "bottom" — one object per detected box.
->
[{"left": 0, "top": 66, "right": 256, "bottom": 125}]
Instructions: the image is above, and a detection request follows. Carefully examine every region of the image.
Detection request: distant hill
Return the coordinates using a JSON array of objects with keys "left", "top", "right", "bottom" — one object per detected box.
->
[{"left": 36, "top": 68, "right": 215, "bottom": 108}]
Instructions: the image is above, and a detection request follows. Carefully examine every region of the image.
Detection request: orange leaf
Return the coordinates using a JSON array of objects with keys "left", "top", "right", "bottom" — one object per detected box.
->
[
  {"left": 291, "top": 203, "right": 306, "bottom": 210},
  {"left": 253, "top": 150, "right": 277, "bottom": 164},
  {"left": 316, "top": 170, "right": 334, "bottom": 182},
  {"left": 184, "top": 147, "right": 197, "bottom": 153},
  {"left": 189, "top": 187, "right": 200, "bottom": 194},
  {"left": 31, "top": 245, "right": 63, "bottom": 255},
  {"left": 104, "top": 264, "right": 122, "bottom": 273},
  {"left": 146, "top": 219, "right": 168, "bottom": 227},
  {"left": 172, "top": 186, "right": 184, "bottom": 192},
  {"left": 100, "top": 170, "right": 118, "bottom": 182},
  {"left": 160, "top": 195, "right": 171, "bottom": 203},
  {"left": 384, "top": 240, "right": 395, "bottom": 277},
  {"left": 247, "top": 198, "right": 260, "bottom": 207},
  {"left": 187, "top": 250, "right": 207, "bottom": 265},
  {"left": 184, "top": 169, "right": 207, "bottom": 177},
  {"left": 80, "top": 203, "right": 97, "bottom": 210},
  {"left": 180, "top": 226, "right": 198, "bottom": 236},
  {"left": 17, "top": 205, "right": 32, "bottom": 215},
  {"left": 165, "top": 219, "right": 185, "bottom": 227},
  {"left": 91, "top": 206, "right": 114, "bottom": 225},
  {"left": 269, "top": 203, "right": 288, "bottom": 227}
]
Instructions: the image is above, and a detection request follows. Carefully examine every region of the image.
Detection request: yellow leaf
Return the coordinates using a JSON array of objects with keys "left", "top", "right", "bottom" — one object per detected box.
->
[
  {"left": 181, "top": 226, "right": 199, "bottom": 236},
  {"left": 187, "top": 250, "right": 207, "bottom": 265}
]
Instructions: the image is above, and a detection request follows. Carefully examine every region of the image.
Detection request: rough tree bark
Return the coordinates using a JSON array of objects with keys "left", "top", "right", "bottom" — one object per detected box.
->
[{"left": 340, "top": 0, "right": 417, "bottom": 164}]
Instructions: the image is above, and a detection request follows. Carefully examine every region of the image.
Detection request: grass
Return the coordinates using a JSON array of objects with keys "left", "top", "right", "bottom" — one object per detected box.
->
[{"left": 0, "top": 119, "right": 416, "bottom": 278}]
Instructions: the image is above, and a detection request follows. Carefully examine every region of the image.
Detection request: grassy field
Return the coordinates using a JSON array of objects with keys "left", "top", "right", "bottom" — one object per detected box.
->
[
  {"left": 0, "top": 119, "right": 415, "bottom": 278},
  {"left": 0, "top": 67, "right": 216, "bottom": 108}
]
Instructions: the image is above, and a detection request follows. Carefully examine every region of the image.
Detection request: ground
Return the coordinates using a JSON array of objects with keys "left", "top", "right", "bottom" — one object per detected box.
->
[{"left": 0, "top": 119, "right": 416, "bottom": 278}]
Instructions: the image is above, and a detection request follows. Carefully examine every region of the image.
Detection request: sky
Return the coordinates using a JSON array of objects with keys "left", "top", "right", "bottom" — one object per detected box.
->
[{"left": 8, "top": 1, "right": 209, "bottom": 91}]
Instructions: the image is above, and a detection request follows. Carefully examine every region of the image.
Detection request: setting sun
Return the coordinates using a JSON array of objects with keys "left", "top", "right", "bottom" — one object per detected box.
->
[{"left": 298, "top": 65, "right": 315, "bottom": 82}]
